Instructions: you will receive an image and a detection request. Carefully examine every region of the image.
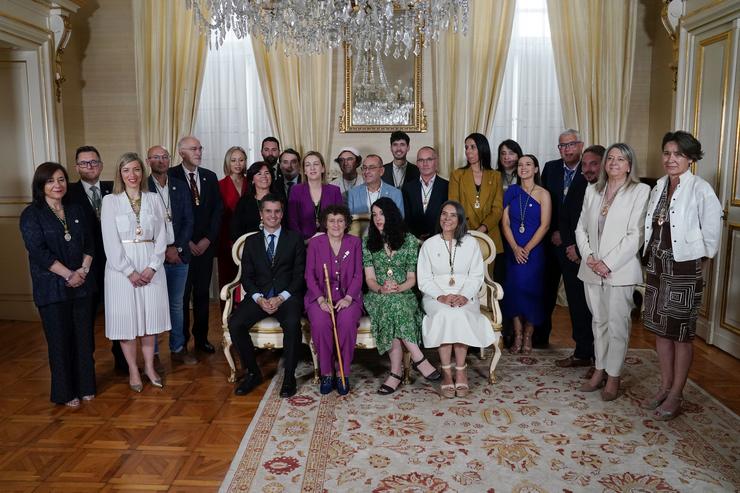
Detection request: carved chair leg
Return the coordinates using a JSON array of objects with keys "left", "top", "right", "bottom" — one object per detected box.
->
[
  {"left": 489, "top": 336, "right": 503, "bottom": 384},
  {"left": 402, "top": 349, "right": 412, "bottom": 385},
  {"left": 308, "top": 338, "right": 320, "bottom": 384},
  {"left": 222, "top": 331, "right": 237, "bottom": 384}
]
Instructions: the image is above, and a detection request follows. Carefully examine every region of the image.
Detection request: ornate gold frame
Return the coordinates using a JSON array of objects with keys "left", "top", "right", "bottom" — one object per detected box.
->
[{"left": 339, "top": 44, "right": 427, "bottom": 133}]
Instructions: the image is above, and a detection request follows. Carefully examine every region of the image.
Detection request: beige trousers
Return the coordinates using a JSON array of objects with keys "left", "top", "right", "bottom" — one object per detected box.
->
[{"left": 583, "top": 283, "right": 635, "bottom": 377}]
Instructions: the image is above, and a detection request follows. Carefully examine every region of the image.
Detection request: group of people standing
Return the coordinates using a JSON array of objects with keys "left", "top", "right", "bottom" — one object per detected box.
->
[{"left": 21, "top": 128, "right": 722, "bottom": 421}]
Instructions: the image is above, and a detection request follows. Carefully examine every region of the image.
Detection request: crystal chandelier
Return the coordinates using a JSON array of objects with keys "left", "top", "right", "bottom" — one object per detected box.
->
[
  {"left": 352, "top": 51, "right": 414, "bottom": 125},
  {"left": 186, "top": 0, "right": 469, "bottom": 58}
]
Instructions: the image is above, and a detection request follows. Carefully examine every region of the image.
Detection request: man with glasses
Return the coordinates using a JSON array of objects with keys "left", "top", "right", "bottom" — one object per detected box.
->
[
  {"left": 383, "top": 130, "right": 419, "bottom": 188},
  {"left": 348, "top": 154, "right": 404, "bottom": 216},
  {"left": 67, "top": 145, "right": 123, "bottom": 370},
  {"left": 539, "top": 129, "right": 586, "bottom": 348},
  {"left": 330, "top": 147, "right": 364, "bottom": 204},
  {"left": 402, "top": 146, "right": 448, "bottom": 240},
  {"left": 147, "top": 146, "right": 197, "bottom": 365},
  {"left": 169, "top": 136, "right": 223, "bottom": 355}
]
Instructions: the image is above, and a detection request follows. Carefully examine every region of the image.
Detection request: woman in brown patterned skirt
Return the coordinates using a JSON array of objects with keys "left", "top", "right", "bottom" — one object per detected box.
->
[{"left": 641, "top": 131, "right": 722, "bottom": 420}]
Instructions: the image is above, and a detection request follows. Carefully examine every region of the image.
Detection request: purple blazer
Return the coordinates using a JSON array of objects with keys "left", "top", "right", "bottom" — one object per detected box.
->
[
  {"left": 304, "top": 234, "right": 363, "bottom": 306},
  {"left": 288, "top": 183, "right": 343, "bottom": 239}
]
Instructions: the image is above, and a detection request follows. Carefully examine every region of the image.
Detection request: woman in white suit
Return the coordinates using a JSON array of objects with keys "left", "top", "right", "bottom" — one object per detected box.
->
[
  {"left": 575, "top": 143, "right": 649, "bottom": 401},
  {"left": 101, "top": 152, "right": 171, "bottom": 393}
]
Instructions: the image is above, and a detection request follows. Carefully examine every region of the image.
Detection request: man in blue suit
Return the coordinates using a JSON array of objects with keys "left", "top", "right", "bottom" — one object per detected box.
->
[
  {"left": 147, "top": 145, "right": 196, "bottom": 364},
  {"left": 348, "top": 154, "right": 404, "bottom": 216}
]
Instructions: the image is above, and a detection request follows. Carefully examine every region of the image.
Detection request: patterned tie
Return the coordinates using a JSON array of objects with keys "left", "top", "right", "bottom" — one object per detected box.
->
[
  {"left": 90, "top": 185, "right": 102, "bottom": 218},
  {"left": 563, "top": 168, "right": 576, "bottom": 202},
  {"left": 188, "top": 172, "right": 201, "bottom": 206},
  {"left": 266, "top": 234, "right": 276, "bottom": 297}
]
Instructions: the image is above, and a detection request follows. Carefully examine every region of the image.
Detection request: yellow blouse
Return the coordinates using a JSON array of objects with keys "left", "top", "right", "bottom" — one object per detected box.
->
[{"left": 449, "top": 167, "right": 504, "bottom": 253}]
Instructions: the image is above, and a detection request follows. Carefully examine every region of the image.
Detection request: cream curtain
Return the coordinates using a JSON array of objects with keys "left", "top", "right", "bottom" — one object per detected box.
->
[
  {"left": 547, "top": 0, "right": 637, "bottom": 146},
  {"left": 251, "top": 41, "right": 333, "bottom": 157},
  {"left": 132, "top": 0, "right": 208, "bottom": 156},
  {"left": 432, "top": 0, "right": 516, "bottom": 176}
]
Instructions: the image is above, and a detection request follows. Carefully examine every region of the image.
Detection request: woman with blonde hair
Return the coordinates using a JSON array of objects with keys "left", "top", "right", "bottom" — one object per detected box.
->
[
  {"left": 575, "top": 143, "right": 649, "bottom": 401},
  {"left": 101, "top": 152, "right": 170, "bottom": 392},
  {"left": 218, "top": 146, "right": 248, "bottom": 293},
  {"left": 288, "top": 151, "right": 343, "bottom": 239}
]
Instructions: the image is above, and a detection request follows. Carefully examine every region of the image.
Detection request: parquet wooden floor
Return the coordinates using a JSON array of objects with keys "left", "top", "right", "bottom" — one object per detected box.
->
[{"left": 0, "top": 304, "right": 737, "bottom": 491}]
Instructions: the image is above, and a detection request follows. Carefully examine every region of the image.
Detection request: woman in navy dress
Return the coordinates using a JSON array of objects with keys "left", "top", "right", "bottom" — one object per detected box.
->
[{"left": 501, "top": 154, "right": 551, "bottom": 354}]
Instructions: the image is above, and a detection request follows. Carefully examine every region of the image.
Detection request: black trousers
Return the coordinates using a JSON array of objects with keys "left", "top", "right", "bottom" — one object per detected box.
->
[
  {"left": 534, "top": 241, "right": 562, "bottom": 346},
  {"left": 38, "top": 297, "right": 96, "bottom": 404},
  {"left": 228, "top": 296, "right": 303, "bottom": 377},
  {"left": 183, "top": 247, "right": 215, "bottom": 346},
  {"left": 560, "top": 252, "right": 594, "bottom": 360}
]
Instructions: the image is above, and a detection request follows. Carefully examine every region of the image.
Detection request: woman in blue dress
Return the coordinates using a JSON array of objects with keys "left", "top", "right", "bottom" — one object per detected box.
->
[{"left": 501, "top": 154, "right": 552, "bottom": 354}]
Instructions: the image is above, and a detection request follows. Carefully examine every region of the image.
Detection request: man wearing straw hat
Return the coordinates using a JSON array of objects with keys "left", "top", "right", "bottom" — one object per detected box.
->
[{"left": 228, "top": 194, "right": 306, "bottom": 398}]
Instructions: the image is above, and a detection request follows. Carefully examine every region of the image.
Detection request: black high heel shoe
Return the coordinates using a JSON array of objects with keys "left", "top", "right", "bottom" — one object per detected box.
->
[
  {"left": 378, "top": 372, "right": 403, "bottom": 395},
  {"left": 412, "top": 356, "right": 441, "bottom": 381}
]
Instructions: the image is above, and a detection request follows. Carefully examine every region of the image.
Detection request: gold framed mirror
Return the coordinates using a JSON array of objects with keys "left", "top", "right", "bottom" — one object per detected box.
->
[{"left": 339, "top": 44, "right": 426, "bottom": 133}]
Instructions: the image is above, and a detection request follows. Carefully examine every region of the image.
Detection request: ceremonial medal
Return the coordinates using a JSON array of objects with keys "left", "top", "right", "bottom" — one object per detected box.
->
[
  {"left": 449, "top": 277, "right": 455, "bottom": 287},
  {"left": 519, "top": 224, "right": 525, "bottom": 234},
  {"left": 657, "top": 215, "right": 665, "bottom": 226},
  {"left": 387, "top": 268, "right": 393, "bottom": 277},
  {"left": 473, "top": 198, "right": 481, "bottom": 209},
  {"left": 64, "top": 233, "right": 72, "bottom": 242},
  {"left": 135, "top": 225, "right": 143, "bottom": 236}
]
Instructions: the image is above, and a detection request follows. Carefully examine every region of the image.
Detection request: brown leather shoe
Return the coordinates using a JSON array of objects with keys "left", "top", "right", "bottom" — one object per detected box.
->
[
  {"left": 555, "top": 355, "right": 593, "bottom": 368},
  {"left": 171, "top": 349, "right": 198, "bottom": 365}
]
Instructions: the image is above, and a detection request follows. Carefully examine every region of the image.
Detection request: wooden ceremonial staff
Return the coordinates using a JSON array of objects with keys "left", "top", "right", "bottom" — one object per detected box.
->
[{"left": 323, "top": 263, "right": 347, "bottom": 388}]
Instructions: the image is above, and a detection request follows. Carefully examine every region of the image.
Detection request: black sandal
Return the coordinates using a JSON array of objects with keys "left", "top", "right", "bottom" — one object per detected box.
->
[
  {"left": 412, "top": 356, "right": 441, "bottom": 381},
  {"left": 377, "top": 372, "right": 403, "bottom": 395}
]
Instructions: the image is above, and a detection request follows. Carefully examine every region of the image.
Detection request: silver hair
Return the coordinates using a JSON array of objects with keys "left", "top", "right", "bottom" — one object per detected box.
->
[{"left": 559, "top": 129, "right": 580, "bottom": 140}]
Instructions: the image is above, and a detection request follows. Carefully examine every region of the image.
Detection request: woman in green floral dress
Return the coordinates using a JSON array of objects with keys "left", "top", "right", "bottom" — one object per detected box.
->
[{"left": 363, "top": 198, "right": 441, "bottom": 394}]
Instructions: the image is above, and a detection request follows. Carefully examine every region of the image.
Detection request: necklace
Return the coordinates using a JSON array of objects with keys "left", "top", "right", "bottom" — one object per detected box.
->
[
  {"left": 48, "top": 204, "right": 71, "bottom": 241},
  {"left": 343, "top": 175, "right": 358, "bottom": 191},
  {"left": 384, "top": 242, "right": 396, "bottom": 278},
  {"left": 600, "top": 182, "right": 624, "bottom": 216},
  {"left": 443, "top": 236, "right": 457, "bottom": 286},
  {"left": 473, "top": 168, "right": 482, "bottom": 209},
  {"left": 518, "top": 184, "right": 535, "bottom": 234},
  {"left": 366, "top": 184, "right": 381, "bottom": 210},
  {"left": 153, "top": 179, "right": 171, "bottom": 222},
  {"left": 126, "top": 191, "right": 143, "bottom": 236},
  {"left": 421, "top": 177, "right": 434, "bottom": 211}
]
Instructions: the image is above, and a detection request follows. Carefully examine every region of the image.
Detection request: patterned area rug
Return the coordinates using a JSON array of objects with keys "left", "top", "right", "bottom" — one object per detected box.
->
[{"left": 220, "top": 349, "right": 739, "bottom": 492}]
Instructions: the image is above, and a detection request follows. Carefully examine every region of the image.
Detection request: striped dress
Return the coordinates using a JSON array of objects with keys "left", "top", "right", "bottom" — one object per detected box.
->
[{"left": 101, "top": 192, "right": 171, "bottom": 340}]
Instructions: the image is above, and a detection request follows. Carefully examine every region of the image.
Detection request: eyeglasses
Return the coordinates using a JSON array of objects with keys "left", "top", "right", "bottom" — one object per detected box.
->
[
  {"left": 557, "top": 141, "right": 582, "bottom": 150},
  {"left": 148, "top": 154, "right": 170, "bottom": 160},
  {"left": 417, "top": 157, "right": 437, "bottom": 164},
  {"left": 360, "top": 165, "right": 383, "bottom": 171},
  {"left": 77, "top": 160, "right": 101, "bottom": 168},
  {"left": 336, "top": 157, "right": 356, "bottom": 164}
]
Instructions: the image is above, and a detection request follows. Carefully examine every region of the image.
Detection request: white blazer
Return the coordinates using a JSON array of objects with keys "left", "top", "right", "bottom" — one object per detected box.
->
[
  {"left": 575, "top": 182, "right": 650, "bottom": 286},
  {"left": 642, "top": 170, "right": 722, "bottom": 262}
]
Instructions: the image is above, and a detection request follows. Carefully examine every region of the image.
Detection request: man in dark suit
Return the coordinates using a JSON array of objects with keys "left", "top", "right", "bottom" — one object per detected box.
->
[
  {"left": 228, "top": 194, "right": 306, "bottom": 398},
  {"left": 402, "top": 146, "right": 449, "bottom": 240},
  {"left": 539, "top": 129, "right": 585, "bottom": 348},
  {"left": 383, "top": 130, "right": 419, "bottom": 188},
  {"left": 273, "top": 148, "right": 302, "bottom": 199},
  {"left": 169, "top": 136, "right": 223, "bottom": 354},
  {"left": 147, "top": 145, "right": 196, "bottom": 365},
  {"left": 555, "top": 145, "right": 605, "bottom": 371},
  {"left": 66, "top": 145, "right": 123, "bottom": 370},
  {"left": 261, "top": 136, "right": 281, "bottom": 181}
]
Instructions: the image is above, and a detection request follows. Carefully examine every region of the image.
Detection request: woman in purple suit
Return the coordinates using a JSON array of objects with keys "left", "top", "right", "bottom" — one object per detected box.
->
[
  {"left": 288, "top": 151, "right": 343, "bottom": 239},
  {"left": 304, "top": 205, "right": 363, "bottom": 396}
]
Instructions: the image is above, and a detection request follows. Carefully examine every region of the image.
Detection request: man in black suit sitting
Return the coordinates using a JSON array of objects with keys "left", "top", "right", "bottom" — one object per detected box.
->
[
  {"left": 228, "top": 194, "right": 306, "bottom": 398},
  {"left": 383, "top": 130, "right": 420, "bottom": 188},
  {"left": 66, "top": 145, "right": 123, "bottom": 370},
  {"left": 169, "top": 136, "right": 223, "bottom": 354},
  {"left": 402, "top": 146, "right": 449, "bottom": 240}
]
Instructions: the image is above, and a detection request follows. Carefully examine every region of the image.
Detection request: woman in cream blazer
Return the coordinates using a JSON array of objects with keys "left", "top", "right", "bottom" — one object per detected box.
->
[{"left": 575, "top": 143, "right": 649, "bottom": 401}]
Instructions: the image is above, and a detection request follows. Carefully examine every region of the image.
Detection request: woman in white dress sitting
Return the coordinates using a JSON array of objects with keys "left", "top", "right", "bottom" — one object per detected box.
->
[
  {"left": 101, "top": 152, "right": 171, "bottom": 392},
  {"left": 418, "top": 200, "right": 497, "bottom": 398}
]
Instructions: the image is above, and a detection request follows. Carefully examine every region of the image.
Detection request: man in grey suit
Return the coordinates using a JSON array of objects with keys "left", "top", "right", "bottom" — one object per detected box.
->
[{"left": 348, "top": 154, "right": 404, "bottom": 216}]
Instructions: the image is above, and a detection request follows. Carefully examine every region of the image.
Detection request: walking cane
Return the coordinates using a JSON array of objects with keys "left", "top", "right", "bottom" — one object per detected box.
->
[{"left": 323, "top": 264, "right": 347, "bottom": 388}]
